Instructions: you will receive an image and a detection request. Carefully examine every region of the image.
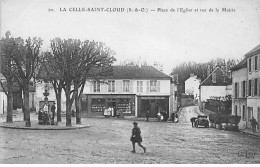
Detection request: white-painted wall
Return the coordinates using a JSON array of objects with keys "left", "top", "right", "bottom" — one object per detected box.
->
[
  {"left": 200, "top": 86, "right": 227, "bottom": 102},
  {"left": 0, "top": 92, "right": 7, "bottom": 115},
  {"left": 185, "top": 76, "right": 200, "bottom": 98}
]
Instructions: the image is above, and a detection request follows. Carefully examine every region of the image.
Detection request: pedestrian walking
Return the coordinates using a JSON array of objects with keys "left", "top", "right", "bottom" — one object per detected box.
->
[
  {"left": 145, "top": 110, "right": 150, "bottom": 122},
  {"left": 250, "top": 117, "right": 258, "bottom": 133},
  {"left": 190, "top": 117, "right": 197, "bottom": 127},
  {"left": 51, "top": 103, "right": 56, "bottom": 122},
  {"left": 130, "top": 122, "right": 146, "bottom": 153}
]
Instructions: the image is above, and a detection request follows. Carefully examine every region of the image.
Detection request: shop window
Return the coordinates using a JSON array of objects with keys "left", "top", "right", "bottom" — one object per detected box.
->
[
  {"left": 91, "top": 99, "right": 105, "bottom": 112},
  {"left": 123, "top": 80, "right": 130, "bottom": 92},
  {"left": 137, "top": 81, "right": 143, "bottom": 93},
  {"left": 108, "top": 80, "right": 115, "bottom": 92},
  {"left": 117, "top": 99, "right": 131, "bottom": 113},
  {"left": 93, "top": 81, "right": 100, "bottom": 92}
]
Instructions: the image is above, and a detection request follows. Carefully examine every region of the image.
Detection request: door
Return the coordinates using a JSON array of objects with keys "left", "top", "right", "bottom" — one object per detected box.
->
[
  {"left": 247, "top": 107, "right": 252, "bottom": 128},
  {"left": 150, "top": 100, "right": 156, "bottom": 118},
  {"left": 258, "top": 107, "right": 260, "bottom": 129}
]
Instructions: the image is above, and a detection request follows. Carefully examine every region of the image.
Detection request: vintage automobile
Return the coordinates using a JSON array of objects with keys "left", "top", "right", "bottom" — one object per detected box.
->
[{"left": 194, "top": 115, "right": 209, "bottom": 128}]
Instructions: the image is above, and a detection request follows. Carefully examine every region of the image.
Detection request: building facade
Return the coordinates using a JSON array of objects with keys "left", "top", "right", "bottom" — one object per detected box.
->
[
  {"left": 81, "top": 66, "right": 174, "bottom": 118},
  {"left": 245, "top": 44, "right": 260, "bottom": 128},
  {"left": 231, "top": 58, "right": 247, "bottom": 129},
  {"left": 185, "top": 73, "right": 201, "bottom": 100}
]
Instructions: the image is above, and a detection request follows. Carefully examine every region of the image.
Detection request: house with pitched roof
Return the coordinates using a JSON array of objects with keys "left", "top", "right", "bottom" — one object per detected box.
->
[
  {"left": 230, "top": 58, "right": 247, "bottom": 129},
  {"left": 244, "top": 44, "right": 260, "bottom": 128},
  {"left": 199, "top": 67, "right": 232, "bottom": 112},
  {"left": 82, "top": 65, "right": 175, "bottom": 118}
]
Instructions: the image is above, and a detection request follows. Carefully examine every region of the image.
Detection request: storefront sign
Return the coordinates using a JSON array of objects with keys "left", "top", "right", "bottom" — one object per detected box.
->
[{"left": 140, "top": 96, "right": 167, "bottom": 100}]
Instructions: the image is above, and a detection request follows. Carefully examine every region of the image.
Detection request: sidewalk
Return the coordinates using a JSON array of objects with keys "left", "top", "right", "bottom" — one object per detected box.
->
[
  {"left": 0, "top": 112, "right": 89, "bottom": 130},
  {"left": 239, "top": 128, "right": 260, "bottom": 137}
]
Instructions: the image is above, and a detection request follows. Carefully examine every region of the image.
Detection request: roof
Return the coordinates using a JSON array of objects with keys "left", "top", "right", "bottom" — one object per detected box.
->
[
  {"left": 230, "top": 58, "right": 247, "bottom": 71},
  {"left": 104, "top": 66, "right": 171, "bottom": 80},
  {"left": 245, "top": 44, "right": 260, "bottom": 58},
  {"left": 200, "top": 67, "right": 231, "bottom": 87}
]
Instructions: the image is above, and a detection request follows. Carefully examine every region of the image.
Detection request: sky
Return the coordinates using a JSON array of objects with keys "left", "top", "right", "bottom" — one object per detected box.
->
[{"left": 1, "top": 0, "right": 260, "bottom": 75}]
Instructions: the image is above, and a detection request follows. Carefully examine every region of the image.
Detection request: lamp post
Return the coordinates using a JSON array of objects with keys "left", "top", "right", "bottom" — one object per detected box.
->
[{"left": 43, "top": 82, "right": 50, "bottom": 104}]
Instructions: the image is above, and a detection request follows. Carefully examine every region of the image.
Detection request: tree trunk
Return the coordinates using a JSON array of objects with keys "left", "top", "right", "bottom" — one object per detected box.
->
[
  {"left": 75, "top": 93, "right": 81, "bottom": 124},
  {"left": 23, "top": 84, "right": 31, "bottom": 127},
  {"left": 56, "top": 88, "right": 62, "bottom": 122},
  {"left": 65, "top": 83, "right": 72, "bottom": 127},
  {"left": 6, "top": 81, "right": 13, "bottom": 123}
]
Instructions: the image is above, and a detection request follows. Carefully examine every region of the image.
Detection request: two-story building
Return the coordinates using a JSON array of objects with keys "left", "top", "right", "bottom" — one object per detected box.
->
[
  {"left": 81, "top": 65, "right": 174, "bottom": 118},
  {"left": 185, "top": 73, "right": 201, "bottom": 99},
  {"left": 245, "top": 44, "right": 260, "bottom": 127},
  {"left": 230, "top": 58, "right": 247, "bottom": 129}
]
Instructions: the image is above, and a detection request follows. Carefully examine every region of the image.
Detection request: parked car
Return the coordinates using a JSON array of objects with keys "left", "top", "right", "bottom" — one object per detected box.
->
[{"left": 195, "top": 115, "right": 209, "bottom": 128}]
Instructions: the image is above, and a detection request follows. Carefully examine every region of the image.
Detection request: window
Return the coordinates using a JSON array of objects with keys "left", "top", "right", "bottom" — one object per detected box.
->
[
  {"left": 234, "top": 105, "right": 238, "bottom": 116},
  {"left": 242, "top": 105, "right": 245, "bottom": 120},
  {"left": 108, "top": 80, "right": 115, "bottom": 92},
  {"left": 255, "top": 56, "right": 258, "bottom": 70},
  {"left": 32, "top": 94, "right": 34, "bottom": 108},
  {"left": 123, "top": 80, "right": 130, "bottom": 92},
  {"left": 212, "top": 72, "right": 216, "bottom": 83},
  {"left": 255, "top": 78, "right": 258, "bottom": 96},
  {"left": 248, "top": 80, "right": 252, "bottom": 96},
  {"left": 93, "top": 81, "right": 100, "bottom": 92},
  {"left": 150, "top": 81, "right": 157, "bottom": 92},
  {"left": 249, "top": 58, "right": 252, "bottom": 72},
  {"left": 235, "top": 82, "right": 238, "bottom": 98},
  {"left": 137, "top": 81, "right": 143, "bottom": 93},
  {"left": 242, "top": 81, "right": 246, "bottom": 97}
]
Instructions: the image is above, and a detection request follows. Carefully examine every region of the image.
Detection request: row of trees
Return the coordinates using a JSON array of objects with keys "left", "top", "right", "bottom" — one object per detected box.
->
[
  {"left": 171, "top": 58, "right": 240, "bottom": 93},
  {"left": 0, "top": 32, "right": 116, "bottom": 127}
]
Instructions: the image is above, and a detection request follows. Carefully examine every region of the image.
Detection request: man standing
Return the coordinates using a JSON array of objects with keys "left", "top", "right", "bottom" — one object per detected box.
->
[
  {"left": 250, "top": 117, "right": 258, "bottom": 133},
  {"left": 51, "top": 103, "right": 56, "bottom": 122},
  {"left": 145, "top": 110, "right": 150, "bottom": 122},
  {"left": 130, "top": 122, "right": 146, "bottom": 153},
  {"left": 190, "top": 117, "right": 197, "bottom": 127}
]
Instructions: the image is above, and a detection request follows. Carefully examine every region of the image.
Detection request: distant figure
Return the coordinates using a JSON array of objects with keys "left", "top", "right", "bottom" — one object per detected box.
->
[
  {"left": 250, "top": 117, "right": 258, "bottom": 133},
  {"left": 38, "top": 108, "right": 43, "bottom": 125},
  {"left": 190, "top": 117, "right": 197, "bottom": 127},
  {"left": 130, "top": 122, "right": 146, "bottom": 153},
  {"left": 145, "top": 110, "right": 150, "bottom": 122},
  {"left": 157, "top": 112, "right": 161, "bottom": 122},
  {"left": 51, "top": 103, "right": 56, "bottom": 122},
  {"left": 43, "top": 103, "right": 48, "bottom": 113},
  {"left": 171, "top": 113, "right": 175, "bottom": 122},
  {"left": 174, "top": 114, "right": 179, "bottom": 123}
]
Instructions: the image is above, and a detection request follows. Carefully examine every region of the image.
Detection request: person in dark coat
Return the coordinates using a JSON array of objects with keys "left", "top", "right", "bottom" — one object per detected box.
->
[
  {"left": 190, "top": 117, "right": 197, "bottom": 127},
  {"left": 51, "top": 103, "right": 56, "bottom": 122},
  {"left": 250, "top": 117, "right": 258, "bottom": 133},
  {"left": 145, "top": 110, "right": 150, "bottom": 122},
  {"left": 130, "top": 122, "right": 146, "bottom": 153}
]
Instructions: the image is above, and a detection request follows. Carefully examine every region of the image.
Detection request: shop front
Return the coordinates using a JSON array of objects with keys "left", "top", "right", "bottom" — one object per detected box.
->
[
  {"left": 137, "top": 96, "right": 169, "bottom": 118},
  {"left": 81, "top": 94, "right": 135, "bottom": 116}
]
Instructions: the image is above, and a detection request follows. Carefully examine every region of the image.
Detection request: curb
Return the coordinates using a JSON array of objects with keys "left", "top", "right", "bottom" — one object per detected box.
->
[
  {"left": 239, "top": 130, "right": 260, "bottom": 137},
  {"left": 0, "top": 122, "right": 90, "bottom": 130}
]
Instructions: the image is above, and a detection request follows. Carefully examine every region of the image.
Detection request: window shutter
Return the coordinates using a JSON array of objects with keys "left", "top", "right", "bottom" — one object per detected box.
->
[
  {"left": 157, "top": 81, "right": 160, "bottom": 92},
  {"left": 116, "top": 80, "right": 123, "bottom": 93},
  {"left": 240, "top": 81, "right": 243, "bottom": 97},
  {"left": 237, "top": 82, "right": 240, "bottom": 98},
  {"left": 258, "top": 55, "right": 260, "bottom": 70},
  {"left": 252, "top": 79, "right": 255, "bottom": 96},
  {"left": 258, "top": 78, "right": 260, "bottom": 96},
  {"left": 90, "top": 81, "right": 93, "bottom": 92},
  {"left": 129, "top": 80, "right": 133, "bottom": 93},
  {"left": 247, "top": 80, "right": 249, "bottom": 96},
  {"left": 140, "top": 81, "right": 143, "bottom": 93},
  {"left": 252, "top": 58, "right": 255, "bottom": 72},
  {"left": 146, "top": 81, "right": 150, "bottom": 93}
]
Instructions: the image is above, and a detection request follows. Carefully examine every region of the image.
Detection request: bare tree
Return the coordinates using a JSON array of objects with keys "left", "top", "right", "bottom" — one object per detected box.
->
[
  {"left": 49, "top": 38, "right": 115, "bottom": 126},
  {"left": 12, "top": 36, "right": 42, "bottom": 127},
  {"left": 0, "top": 31, "right": 15, "bottom": 123}
]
